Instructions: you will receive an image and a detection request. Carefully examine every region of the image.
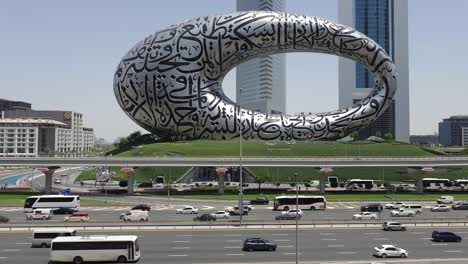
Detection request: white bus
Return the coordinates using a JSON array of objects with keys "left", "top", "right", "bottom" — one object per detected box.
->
[
  {"left": 32, "top": 228, "right": 76, "bottom": 248},
  {"left": 273, "top": 195, "right": 326, "bottom": 211},
  {"left": 454, "top": 179, "right": 468, "bottom": 190},
  {"left": 24, "top": 195, "right": 80, "bottom": 213},
  {"left": 346, "top": 179, "right": 374, "bottom": 190},
  {"left": 422, "top": 178, "right": 451, "bottom": 191},
  {"left": 50, "top": 235, "right": 140, "bottom": 264}
]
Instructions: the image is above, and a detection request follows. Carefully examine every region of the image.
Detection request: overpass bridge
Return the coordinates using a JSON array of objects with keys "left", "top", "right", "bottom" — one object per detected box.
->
[{"left": 1, "top": 156, "right": 468, "bottom": 194}]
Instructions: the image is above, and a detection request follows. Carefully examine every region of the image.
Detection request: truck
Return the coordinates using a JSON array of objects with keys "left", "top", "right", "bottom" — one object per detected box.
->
[{"left": 390, "top": 208, "right": 416, "bottom": 217}]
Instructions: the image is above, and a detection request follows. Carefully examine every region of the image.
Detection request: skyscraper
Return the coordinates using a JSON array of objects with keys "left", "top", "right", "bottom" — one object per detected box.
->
[
  {"left": 338, "top": 0, "right": 409, "bottom": 142},
  {"left": 236, "top": 0, "right": 286, "bottom": 114}
]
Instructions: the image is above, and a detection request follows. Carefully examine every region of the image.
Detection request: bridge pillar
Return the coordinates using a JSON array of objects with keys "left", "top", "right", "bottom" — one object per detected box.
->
[
  {"left": 127, "top": 172, "right": 134, "bottom": 194},
  {"left": 319, "top": 174, "right": 326, "bottom": 195},
  {"left": 44, "top": 167, "right": 60, "bottom": 194},
  {"left": 416, "top": 176, "right": 424, "bottom": 194}
]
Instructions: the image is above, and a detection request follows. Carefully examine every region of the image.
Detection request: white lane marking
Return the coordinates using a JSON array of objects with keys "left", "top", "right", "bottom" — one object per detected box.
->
[
  {"left": 201, "top": 206, "right": 214, "bottom": 210},
  {"left": 224, "top": 246, "right": 239, "bottom": 249},
  {"left": 364, "top": 232, "right": 380, "bottom": 235},
  {"left": 419, "top": 238, "right": 432, "bottom": 240},
  {"left": 278, "top": 245, "right": 293, "bottom": 248},
  {"left": 15, "top": 243, "right": 31, "bottom": 245},
  {"left": 225, "top": 253, "right": 244, "bottom": 256},
  {"left": 336, "top": 252, "right": 356, "bottom": 254},
  {"left": 272, "top": 234, "right": 289, "bottom": 236},
  {"left": 275, "top": 239, "right": 290, "bottom": 242},
  {"left": 444, "top": 250, "right": 463, "bottom": 253},
  {"left": 0, "top": 257, "right": 8, "bottom": 259},
  {"left": 172, "top": 247, "right": 190, "bottom": 249},
  {"left": 328, "top": 245, "right": 344, "bottom": 247},
  {"left": 320, "top": 233, "right": 335, "bottom": 236},
  {"left": 225, "top": 240, "right": 242, "bottom": 242},
  {"left": 327, "top": 206, "right": 335, "bottom": 209},
  {"left": 283, "top": 253, "right": 302, "bottom": 255},
  {"left": 173, "top": 241, "right": 190, "bottom": 243},
  {"left": 411, "top": 232, "right": 425, "bottom": 234},
  {"left": 373, "top": 238, "right": 389, "bottom": 240},
  {"left": 1, "top": 249, "right": 20, "bottom": 252},
  {"left": 432, "top": 243, "right": 448, "bottom": 246},
  {"left": 321, "top": 238, "right": 337, "bottom": 241},
  {"left": 176, "top": 235, "right": 192, "bottom": 237},
  {"left": 168, "top": 254, "right": 187, "bottom": 257},
  {"left": 223, "top": 234, "right": 241, "bottom": 237}
]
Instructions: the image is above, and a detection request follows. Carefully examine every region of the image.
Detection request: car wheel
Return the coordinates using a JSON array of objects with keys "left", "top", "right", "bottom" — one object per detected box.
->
[
  {"left": 402, "top": 227, "right": 406, "bottom": 231},
  {"left": 358, "top": 217, "right": 362, "bottom": 220},
  {"left": 381, "top": 254, "right": 387, "bottom": 258},
  {"left": 371, "top": 217, "right": 376, "bottom": 220},
  {"left": 73, "top": 256, "right": 83, "bottom": 264},
  {"left": 248, "top": 247, "right": 253, "bottom": 252},
  {"left": 457, "top": 238, "right": 461, "bottom": 242},
  {"left": 409, "top": 214, "right": 414, "bottom": 217},
  {"left": 140, "top": 218, "right": 145, "bottom": 221},
  {"left": 310, "top": 206, "right": 315, "bottom": 211},
  {"left": 41, "top": 243, "right": 48, "bottom": 248},
  {"left": 268, "top": 246, "right": 274, "bottom": 251},
  {"left": 401, "top": 253, "right": 407, "bottom": 258},
  {"left": 42, "top": 216, "right": 47, "bottom": 220},
  {"left": 117, "top": 255, "right": 127, "bottom": 263},
  {"left": 284, "top": 206, "right": 289, "bottom": 211}
]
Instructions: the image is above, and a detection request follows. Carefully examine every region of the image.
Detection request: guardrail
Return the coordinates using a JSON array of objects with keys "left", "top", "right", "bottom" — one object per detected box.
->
[{"left": 2, "top": 221, "right": 468, "bottom": 232}]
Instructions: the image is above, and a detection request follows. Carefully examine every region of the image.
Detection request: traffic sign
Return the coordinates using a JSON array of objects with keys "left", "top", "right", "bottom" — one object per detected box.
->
[
  {"left": 421, "top": 167, "right": 434, "bottom": 172},
  {"left": 215, "top": 167, "right": 228, "bottom": 173},
  {"left": 121, "top": 167, "right": 135, "bottom": 173},
  {"left": 320, "top": 167, "right": 333, "bottom": 173},
  {"left": 35, "top": 167, "right": 49, "bottom": 172}
]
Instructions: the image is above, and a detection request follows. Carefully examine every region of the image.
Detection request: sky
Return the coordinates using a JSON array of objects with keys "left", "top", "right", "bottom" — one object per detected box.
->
[{"left": 0, "top": 0, "right": 467, "bottom": 142}]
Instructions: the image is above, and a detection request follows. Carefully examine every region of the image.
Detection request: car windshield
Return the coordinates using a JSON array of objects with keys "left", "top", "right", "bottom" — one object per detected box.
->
[{"left": 376, "top": 246, "right": 384, "bottom": 250}]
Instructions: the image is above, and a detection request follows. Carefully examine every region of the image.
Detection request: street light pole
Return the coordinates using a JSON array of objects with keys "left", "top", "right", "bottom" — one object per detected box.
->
[
  {"left": 295, "top": 172, "right": 299, "bottom": 264},
  {"left": 239, "top": 88, "right": 244, "bottom": 225}
]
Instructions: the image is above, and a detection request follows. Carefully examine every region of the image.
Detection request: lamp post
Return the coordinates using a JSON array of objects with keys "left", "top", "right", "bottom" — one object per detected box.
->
[
  {"left": 294, "top": 172, "right": 299, "bottom": 264},
  {"left": 238, "top": 88, "right": 244, "bottom": 225}
]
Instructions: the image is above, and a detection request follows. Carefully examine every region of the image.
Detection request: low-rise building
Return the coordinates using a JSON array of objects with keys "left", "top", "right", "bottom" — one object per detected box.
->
[{"left": 439, "top": 115, "right": 468, "bottom": 146}]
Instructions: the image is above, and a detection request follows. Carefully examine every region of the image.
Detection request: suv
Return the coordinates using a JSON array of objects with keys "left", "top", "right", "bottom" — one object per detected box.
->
[
  {"left": 432, "top": 230, "right": 462, "bottom": 242},
  {"left": 243, "top": 238, "right": 277, "bottom": 251},
  {"left": 361, "top": 203, "right": 383, "bottom": 212},
  {"left": 452, "top": 202, "right": 468, "bottom": 210},
  {"left": 132, "top": 204, "right": 151, "bottom": 211},
  {"left": 384, "top": 202, "right": 405, "bottom": 210},
  {"left": 382, "top": 222, "right": 406, "bottom": 231},
  {"left": 250, "top": 197, "right": 269, "bottom": 205},
  {"left": 228, "top": 206, "right": 249, "bottom": 216}
]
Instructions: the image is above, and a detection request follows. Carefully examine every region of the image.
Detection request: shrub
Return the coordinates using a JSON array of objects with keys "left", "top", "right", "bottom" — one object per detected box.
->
[
  {"left": 119, "top": 180, "right": 128, "bottom": 188},
  {"left": 330, "top": 181, "right": 339, "bottom": 188},
  {"left": 364, "top": 182, "right": 373, "bottom": 189},
  {"left": 339, "top": 183, "right": 345, "bottom": 188}
]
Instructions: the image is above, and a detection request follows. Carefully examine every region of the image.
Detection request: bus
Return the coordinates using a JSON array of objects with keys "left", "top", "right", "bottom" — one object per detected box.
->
[
  {"left": 422, "top": 178, "right": 451, "bottom": 191},
  {"left": 32, "top": 228, "right": 76, "bottom": 248},
  {"left": 453, "top": 179, "right": 468, "bottom": 190},
  {"left": 24, "top": 195, "right": 80, "bottom": 213},
  {"left": 346, "top": 179, "right": 374, "bottom": 190},
  {"left": 50, "top": 235, "right": 140, "bottom": 263},
  {"left": 273, "top": 195, "right": 326, "bottom": 211}
]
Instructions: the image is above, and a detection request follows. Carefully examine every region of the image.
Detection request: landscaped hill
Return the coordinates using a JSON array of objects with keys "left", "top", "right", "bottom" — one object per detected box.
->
[{"left": 76, "top": 140, "right": 461, "bottom": 184}]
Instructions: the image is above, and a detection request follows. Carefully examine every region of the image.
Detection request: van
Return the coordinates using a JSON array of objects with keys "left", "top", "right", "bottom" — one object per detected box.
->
[
  {"left": 437, "top": 196, "right": 454, "bottom": 204},
  {"left": 26, "top": 209, "right": 52, "bottom": 220},
  {"left": 31, "top": 228, "right": 76, "bottom": 248},
  {"left": 404, "top": 204, "right": 422, "bottom": 214},
  {"left": 122, "top": 210, "right": 149, "bottom": 222}
]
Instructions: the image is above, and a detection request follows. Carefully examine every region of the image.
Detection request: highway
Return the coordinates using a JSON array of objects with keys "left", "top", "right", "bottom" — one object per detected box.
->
[
  {"left": 3, "top": 204, "right": 468, "bottom": 226},
  {"left": 3, "top": 228, "right": 468, "bottom": 263},
  {"left": 1, "top": 156, "right": 468, "bottom": 167}
]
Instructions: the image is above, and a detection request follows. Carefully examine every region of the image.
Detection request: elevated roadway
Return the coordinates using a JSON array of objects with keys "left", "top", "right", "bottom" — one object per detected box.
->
[{"left": 1, "top": 156, "right": 468, "bottom": 167}]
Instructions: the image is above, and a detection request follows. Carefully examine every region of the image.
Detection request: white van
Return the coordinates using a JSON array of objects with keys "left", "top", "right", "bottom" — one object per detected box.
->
[
  {"left": 437, "top": 196, "right": 454, "bottom": 204},
  {"left": 32, "top": 228, "right": 76, "bottom": 248},
  {"left": 122, "top": 210, "right": 149, "bottom": 222},
  {"left": 26, "top": 209, "right": 52, "bottom": 220},
  {"left": 404, "top": 204, "right": 423, "bottom": 214}
]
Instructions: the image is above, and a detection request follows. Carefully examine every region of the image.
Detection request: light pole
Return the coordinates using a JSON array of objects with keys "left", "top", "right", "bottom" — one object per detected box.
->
[
  {"left": 30, "top": 167, "right": 34, "bottom": 191},
  {"left": 238, "top": 88, "right": 244, "bottom": 225},
  {"left": 294, "top": 172, "right": 299, "bottom": 264}
]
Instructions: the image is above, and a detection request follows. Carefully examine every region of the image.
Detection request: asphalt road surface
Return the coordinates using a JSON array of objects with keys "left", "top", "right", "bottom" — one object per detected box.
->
[
  {"left": 3, "top": 203, "right": 468, "bottom": 225},
  {"left": 3, "top": 228, "right": 468, "bottom": 263}
]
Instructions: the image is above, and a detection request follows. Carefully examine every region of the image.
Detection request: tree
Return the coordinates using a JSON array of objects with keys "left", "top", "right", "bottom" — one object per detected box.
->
[
  {"left": 304, "top": 182, "right": 311, "bottom": 191},
  {"left": 350, "top": 131, "right": 359, "bottom": 139},
  {"left": 127, "top": 131, "right": 142, "bottom": 144},
  {"left": 384, "top": 133, "right": 393, "bottom": 141},
  {"left": 255, "top": 175, "right": 269, "bottom": 191},
  {"left": 275, "top": 182, "right": 281, "bottom": 189},
  {"left": 375, "top": 131, "right": 383, "bottom": 138},
  {"left": 330, "top": 181, "right": 339, "bottom": 188}
]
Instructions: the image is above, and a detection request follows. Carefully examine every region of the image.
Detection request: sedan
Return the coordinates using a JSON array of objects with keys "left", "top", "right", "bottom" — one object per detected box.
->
[
  {"left": 431, "top": 204, "right": 450, "bottom": 212},
  {"left": 281, "top": 209, "right": 303, "bottom": 218},
  {"left": 210, "top": 211, "right": 230, "bottom": 219},
  {"left": 382, "top": 222, "right": 406, "bottom": 231},
  {"left": 193, "top": 214, "right": 216, "bottom": 221},
  {"left": 176, "top": 206, "right": 199, "bottom": 214},
  {"left": 385, "top": 202, "right": 405, "bottom": 209},
  {"left": 52, "top": 208, "right": 76, "bottom": 215},
  {"left": 64, "top": 212, "right": 89, "bottom": 222},
  {"left": 132, "top": 204, "right": 151, "bottom": 211},
  {"left": 243, "top": 238, "right": 277, "bottom": 251},
  {"left": 373, "top": 245, "right": 408, "bottom": 258},
  {"left": 250, "top": 197, "right": 269, "bottom": 205},
  {"left": 353, "top": 212, "right": 377, "bottom": 220}
]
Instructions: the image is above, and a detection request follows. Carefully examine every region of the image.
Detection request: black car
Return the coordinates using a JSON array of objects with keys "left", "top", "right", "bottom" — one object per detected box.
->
[
  {"left": 432, "top": 230, "right": 462, "bottom": 242},
  {"left": 193, "top": 214, "right": 216, "bottom": 221},
  {"left": 452, "top": 202, "right": 468, "bottom": 210},
  {"left": 250, "top": 197, "right": 269, "bottom": 205},
  {"left": 361, "top": 203, "right": 383, "bottom": 212},
  {"left": 0, "top": 215, "right": 9, "bottom": 223},
  {"left": 52, "top": 208, "right": 76, "bottom": 215},
  {"left": 132, "top": 204, "right": 151, "bottom": 211},
  {"left": 243, "top": 238, "right": 277, "bottom": 251}
]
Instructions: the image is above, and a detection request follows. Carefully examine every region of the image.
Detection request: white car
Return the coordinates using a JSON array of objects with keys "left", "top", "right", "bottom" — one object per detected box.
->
[
  {"left": 210, "top": 211, "right": 230, "bottom": 219},
  {"left": 373, "top": 244, "right": 408, "bottom": 258},
  {"left": 122, "top": 210, "right": 149, "bottom": 221},
  {"left": 54, "top": 177, "right": 62, "bottom": 184},
  {"left": 353, "top": 212, "right": 377, "bottom": 220},
  {"left": 281, "top": 209, "right": 304, "bottom": 218},
  {"left": 26, "top": 209, "right": 52, "bottom": 220},
  {"left": 176, "top": 206, "right": 199, "bottom": 214},
  {"left": 390, "top": 209, "right": 415, "bottom": 217},
  {"left": 431, "top": 204, "right": 450, "bottom": 212},
  {"left": 242, "top": 203, "right": 253, "bottom": 211},
  {"left": 385, "top": 202, "right": 405, "bottom": 209}
]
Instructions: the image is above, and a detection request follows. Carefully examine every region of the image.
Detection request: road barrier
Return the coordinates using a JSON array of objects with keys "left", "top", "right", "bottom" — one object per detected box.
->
[{"left": 3, "top": 221, "right": 468, "bottom": 233}]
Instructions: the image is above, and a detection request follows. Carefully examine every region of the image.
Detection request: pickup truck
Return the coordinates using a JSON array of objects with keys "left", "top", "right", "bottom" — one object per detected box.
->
[{"left": 390, "top": 209, "right": 416, "bottom": 217}]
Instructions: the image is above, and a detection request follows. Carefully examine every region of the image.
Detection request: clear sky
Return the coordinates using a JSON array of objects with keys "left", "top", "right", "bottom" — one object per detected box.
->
[{"left": 1, "top": 0, "right": 467, "bottom": 142}]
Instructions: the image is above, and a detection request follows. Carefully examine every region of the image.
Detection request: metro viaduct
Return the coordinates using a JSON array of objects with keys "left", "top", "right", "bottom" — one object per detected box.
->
[{"left": 1, "top": 157, "right": 468, "bottom": 195}]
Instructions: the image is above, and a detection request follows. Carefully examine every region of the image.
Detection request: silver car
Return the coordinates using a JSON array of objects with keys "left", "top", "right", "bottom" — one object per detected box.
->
[
  {"left": 373, "top": 244, "right": 408, "bottom": 258},
  {"left": 431, "top": 204, "right": 450, "bottom": 212}
]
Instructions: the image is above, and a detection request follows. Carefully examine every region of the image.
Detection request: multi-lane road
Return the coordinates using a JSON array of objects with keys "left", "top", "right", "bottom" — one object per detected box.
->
[{"left": 3, "top": 228, "right": 468, "bottom": 263}]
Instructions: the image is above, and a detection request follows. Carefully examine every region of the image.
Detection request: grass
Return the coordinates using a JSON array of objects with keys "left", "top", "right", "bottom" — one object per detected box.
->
[
  {"left": 143, "top": 192, "right": 468, "bottom": 201},
  {"left": 0, "top": 192, "right": 124, "bottom": 207}
]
